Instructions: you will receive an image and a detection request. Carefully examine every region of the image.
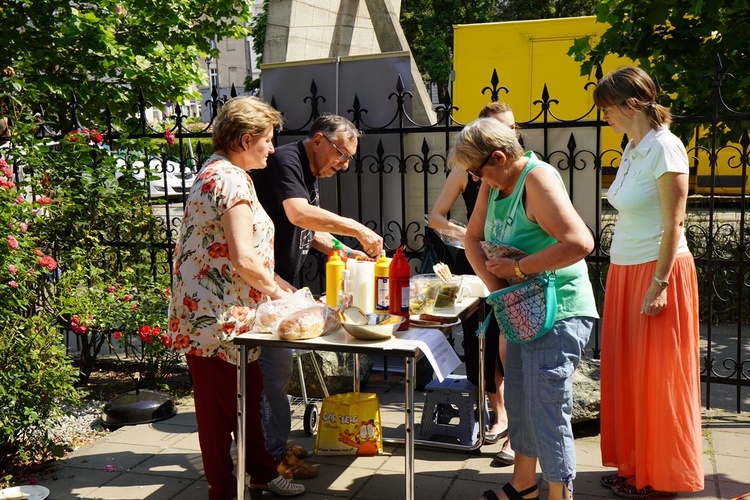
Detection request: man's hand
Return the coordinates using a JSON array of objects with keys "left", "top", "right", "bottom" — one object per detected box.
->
[{"left": 358, "top": 227, "right": 383, "bottom": 257}]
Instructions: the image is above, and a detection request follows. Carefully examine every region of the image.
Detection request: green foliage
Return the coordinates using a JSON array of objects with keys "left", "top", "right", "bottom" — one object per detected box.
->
[
  {"left": 569, "top": 1, "right": 750, "bottom": 122},
  {"left": 495, "top": 0, "right": 598, "bottom": 20},
  {"left": 0, "top": 157, "right": 82, "bottom": 478},
  {"left": 0, "top": 317, "right": 80, "bottom": 479},
  {"left": 52, "top": 255, "right": 181, "bottom": 388},
  {"left": 250, "top": 1, "right": 269, "bottom": 69},
  {"left": 0, "top": 66, "right": 186, "bottom": 480},
  {"left": 400, "top": 0, "right": 597, "bottom": 102},
  {"left": 401, "top": 0, "right": 497, "bottom": 102},
  {"left": 0, "top": 0, "right": 256, "bottom": 126}
]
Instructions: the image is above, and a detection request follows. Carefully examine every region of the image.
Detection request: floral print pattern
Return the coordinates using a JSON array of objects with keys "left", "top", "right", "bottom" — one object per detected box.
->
[{"left": 168, "top": 156, "right": 274, "bottom": 365}]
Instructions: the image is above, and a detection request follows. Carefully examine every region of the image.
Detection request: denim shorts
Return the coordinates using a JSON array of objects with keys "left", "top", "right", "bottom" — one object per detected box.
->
[{"left": 504, "top": 316, "right": 594, "bottom": 484}]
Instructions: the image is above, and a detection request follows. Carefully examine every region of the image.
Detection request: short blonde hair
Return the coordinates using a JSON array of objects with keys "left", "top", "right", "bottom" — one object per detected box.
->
[
  {"left": 212, "top": 97, "right": 283, "bottom": 152},
  {"left": 448, "top": 118, "right": 523, "bottom": 172}
]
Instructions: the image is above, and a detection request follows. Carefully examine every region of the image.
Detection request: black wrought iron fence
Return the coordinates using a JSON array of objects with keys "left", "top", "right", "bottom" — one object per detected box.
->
[{"left": 5, "top": 59, "right": 748, "bottom": 411}]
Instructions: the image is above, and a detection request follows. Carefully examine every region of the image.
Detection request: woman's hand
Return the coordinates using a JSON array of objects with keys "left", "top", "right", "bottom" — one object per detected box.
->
[
  {"left": 485, "top": 257, "right": 516, "bottom": 280},
  {"left": 272, "top": 276, "right": 296, "bottom": 300},
  {"left": 641, "top": 283, "right": 667, "bottom": 316}
]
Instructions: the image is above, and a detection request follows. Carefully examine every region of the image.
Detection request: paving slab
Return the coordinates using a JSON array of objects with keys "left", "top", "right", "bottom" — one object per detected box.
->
[{"left": 37, "top": 377, "right": 750, "bottom": 500}]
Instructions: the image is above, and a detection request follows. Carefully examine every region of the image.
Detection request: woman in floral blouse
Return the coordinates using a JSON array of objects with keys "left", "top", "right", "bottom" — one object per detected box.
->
[{"left": 167, "top": 97, "right": 303, "bottom": 499}]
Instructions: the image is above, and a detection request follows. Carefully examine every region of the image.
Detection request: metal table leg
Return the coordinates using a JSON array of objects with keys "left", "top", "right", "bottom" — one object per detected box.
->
[
  {"left": 404, "top": 356, "right": 415, "bottom": 500},
  {"left": 237, "top": 345, "right": 247, "bottom": 500},
  {"left": 353, "top": 353, "right": 360, "bottom": 392}
]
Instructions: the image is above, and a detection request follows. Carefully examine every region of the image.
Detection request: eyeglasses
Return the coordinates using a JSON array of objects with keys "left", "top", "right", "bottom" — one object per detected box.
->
[
  {"left": 322, "top": 135, "right": 354, "bottom": 163},
  {"left": 467, "top": 151, "right": 494, "bottom": 181},
  {"left": 599, "top": 101, "right": 626, "bottom": 116}
]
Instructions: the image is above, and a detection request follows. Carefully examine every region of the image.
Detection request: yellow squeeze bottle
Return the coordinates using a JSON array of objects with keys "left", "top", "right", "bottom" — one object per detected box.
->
[
  {"left": 374, "top": 250, "right": 392, "bottom": 312},
  {"left": 326, "top": 253, "right": 345, "bottom": 307}
]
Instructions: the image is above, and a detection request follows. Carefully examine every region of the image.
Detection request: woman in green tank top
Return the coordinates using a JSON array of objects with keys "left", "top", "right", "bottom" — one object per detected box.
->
[{"left": 449, "top": 118, "right": 598, "bottom": 500}]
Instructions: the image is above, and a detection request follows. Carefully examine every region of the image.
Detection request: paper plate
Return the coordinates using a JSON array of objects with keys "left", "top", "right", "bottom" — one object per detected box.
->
[{"left": 0, "top": 485, "right": 50, "bottom": 500}]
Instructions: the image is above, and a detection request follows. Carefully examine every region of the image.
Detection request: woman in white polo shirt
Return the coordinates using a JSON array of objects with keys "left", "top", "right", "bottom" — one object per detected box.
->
[{"left": 594, "top": 66, "right": 704, "bottom": 499}]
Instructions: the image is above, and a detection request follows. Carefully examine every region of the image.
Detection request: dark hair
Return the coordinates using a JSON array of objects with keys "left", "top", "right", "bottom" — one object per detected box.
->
[
  {"left": 593, "top": 66, "right": 671, "bottom": 128},
  {"left": 307, "top": 114, "right": 362, "bottom": 141}
]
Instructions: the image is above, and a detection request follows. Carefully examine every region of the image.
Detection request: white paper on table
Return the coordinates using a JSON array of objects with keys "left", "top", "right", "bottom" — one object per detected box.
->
[{"left": 399, "top": 328, "right": 461, "bottom": 382}]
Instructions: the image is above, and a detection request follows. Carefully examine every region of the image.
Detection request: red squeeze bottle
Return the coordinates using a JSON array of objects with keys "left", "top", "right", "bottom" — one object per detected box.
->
[{"left": 388, "top": 245, "right": 410, "bottom": 330}]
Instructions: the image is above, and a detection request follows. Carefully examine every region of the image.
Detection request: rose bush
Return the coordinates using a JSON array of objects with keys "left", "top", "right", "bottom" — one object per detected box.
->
[{"left": 0, "top": 155, "right": 82, "bottom": 478}]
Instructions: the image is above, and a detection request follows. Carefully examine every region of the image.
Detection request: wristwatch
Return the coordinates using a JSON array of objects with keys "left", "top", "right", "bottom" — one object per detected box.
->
[
  {"left": 653, "top": 274, "right": 669, "bottom": 288},
  {"left": 514, "top": 259, "right": 526, "bottom": 280}
]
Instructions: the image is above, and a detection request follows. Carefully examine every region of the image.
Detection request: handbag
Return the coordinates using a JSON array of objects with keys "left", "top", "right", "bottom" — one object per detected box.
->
[
  {"left": 314, "top": 392, "right": 383, "bottom": 456},
  {"left": 482, "top": 272, "right": 557, "bottom": 343},
  {"left": 477, "top": 163, "right": 557, "bottom": 343}
]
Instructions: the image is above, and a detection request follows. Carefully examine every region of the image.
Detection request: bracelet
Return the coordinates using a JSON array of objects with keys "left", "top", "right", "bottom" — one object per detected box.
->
[
  {"left": 345, "top": 248, "right": 353, "bottom": 256},
  {"left": 269, "top": 282, "right": 280, "bottom": 296},
  {"left": 514, "top": 259, "right": 526, "bottom": 279}
]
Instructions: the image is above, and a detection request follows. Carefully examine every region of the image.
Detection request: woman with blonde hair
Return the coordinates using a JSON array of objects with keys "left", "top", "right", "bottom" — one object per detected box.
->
[
  {"left": 428, "top": 101, "right": 516, "bottom": 464},
  {"left": 455, "top": 118, "right": 598, "bottom": 500},
  {"left": 168, "top": 96, "right": 304, "bottom": 498}
]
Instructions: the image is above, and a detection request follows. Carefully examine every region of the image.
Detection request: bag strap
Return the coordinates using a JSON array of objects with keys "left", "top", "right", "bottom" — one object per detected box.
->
[{"left": 498, "top": 160, "right": 537, "bottom": 241}]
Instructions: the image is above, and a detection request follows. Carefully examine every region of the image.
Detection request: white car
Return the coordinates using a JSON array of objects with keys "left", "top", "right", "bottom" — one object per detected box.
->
[{"left": 116, "top": 155, "right": 196, "bottom": 200}]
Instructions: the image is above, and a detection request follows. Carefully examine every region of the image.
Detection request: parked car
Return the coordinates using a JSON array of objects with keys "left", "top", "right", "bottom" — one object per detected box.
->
[{"left": 115, "top": 154, "right": 196, "bottom": 200}]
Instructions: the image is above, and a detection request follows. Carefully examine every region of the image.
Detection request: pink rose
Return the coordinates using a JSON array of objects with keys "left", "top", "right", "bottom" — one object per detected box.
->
[
  {"left": 19, "top": 222, "right": 27, "bottom": 232},
  {"left": 107, "top": 285, "right": 116, "bottom": 293},
  {"left": 14, "top": 196, "right": 24, "bottom": 204},
  {"left": 7, "top": 235, "right": 18, "bottom": 250},
  {"left": 8, "top": 280, "right": 18, "bottom": 288},
  {"left": 164, "top": 130, "right": 176, "bottom": 146},
  {"left": 8, "top": 264, "right": 17, "bottom": 275},
  {"left": 37, "top": 196, "right": 53, "bottom": 205}
]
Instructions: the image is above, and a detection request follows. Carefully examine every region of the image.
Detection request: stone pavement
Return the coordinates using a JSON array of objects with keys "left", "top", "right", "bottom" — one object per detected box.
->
[{"left": 38, "top": 377, "right": 750, "bottom": 500}]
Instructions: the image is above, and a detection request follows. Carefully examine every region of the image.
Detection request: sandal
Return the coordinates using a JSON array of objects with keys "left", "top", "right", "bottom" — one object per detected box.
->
[
  {"left": 277, "top": 449, "right": 319, "bottom": 480},
  {"left": 249, "top": 475, "right": 305, "bottom": 497},
  {"left": 481, "top": 483, "right": 539, "bottom": 500},
  {"left": 284, "top": 442, "right": 308, "bottom": 459},
  {"left": 612, "top": 483, "right": 677, "bottom": 499},
  {"left": 484, "top": 427, "right": 509, "bottom": 445},
  {"left": 601, "top": 473, "right": 628, "bottom": 489},
  {"left": 490, "top": 447, "right": 515, "bottom": 467}
]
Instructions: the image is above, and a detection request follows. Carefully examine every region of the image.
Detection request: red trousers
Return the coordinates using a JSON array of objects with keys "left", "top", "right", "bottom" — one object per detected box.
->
[{"left": 186, "top": 354, "right": 278, "bottom": 500}]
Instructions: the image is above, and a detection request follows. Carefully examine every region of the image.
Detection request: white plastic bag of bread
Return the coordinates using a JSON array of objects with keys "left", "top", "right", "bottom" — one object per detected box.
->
[
  {"left": 252, "top": 288, "right": 318, "bottom": 333},
  {"left": 276, "top": 304, "right": 340, "bottom": 341}
]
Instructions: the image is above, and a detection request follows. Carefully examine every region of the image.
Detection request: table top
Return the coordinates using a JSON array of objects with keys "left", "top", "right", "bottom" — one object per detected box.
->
[{"left": 234, "top": 298, "right": 480, "bottom": 357}]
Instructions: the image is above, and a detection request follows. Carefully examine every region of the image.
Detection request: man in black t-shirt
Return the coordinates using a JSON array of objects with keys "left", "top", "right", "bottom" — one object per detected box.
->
[{"left": 251, "top": 114, "right": 383, "bottom": 479}]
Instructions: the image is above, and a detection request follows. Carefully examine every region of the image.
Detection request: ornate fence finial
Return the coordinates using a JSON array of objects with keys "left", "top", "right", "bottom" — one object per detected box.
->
[
  {"left": 481, "top": 69, "right": 509, "bottom": 102},
  {"left": 303, "top": 79, "right": 326, "bottom": 121},
  {"left": 67, "top": 91, "right": 82, "bottom": 132}
]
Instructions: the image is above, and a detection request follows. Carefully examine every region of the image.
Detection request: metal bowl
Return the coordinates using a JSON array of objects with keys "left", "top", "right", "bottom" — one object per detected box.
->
[{"left": 341, "top": 312, "right": 405, "bottom": 340}]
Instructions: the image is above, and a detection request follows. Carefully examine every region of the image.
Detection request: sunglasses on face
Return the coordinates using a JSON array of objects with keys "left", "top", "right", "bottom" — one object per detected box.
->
[{"left": 467, "top": 151, "right": 494, "bottom": 181}]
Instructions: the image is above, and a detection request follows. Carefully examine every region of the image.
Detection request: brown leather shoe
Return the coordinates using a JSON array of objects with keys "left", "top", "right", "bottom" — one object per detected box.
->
[
  {"left": 277, "top": 450, "right": 318, "bottom": 480},
  {"left": 284, "top": 443, "right": 308, "bottom": 459}
]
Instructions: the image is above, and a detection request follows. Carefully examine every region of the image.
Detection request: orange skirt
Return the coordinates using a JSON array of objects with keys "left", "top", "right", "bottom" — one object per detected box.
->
[{"left": 600, "top": 254, "right": 704, "bottom": 492}]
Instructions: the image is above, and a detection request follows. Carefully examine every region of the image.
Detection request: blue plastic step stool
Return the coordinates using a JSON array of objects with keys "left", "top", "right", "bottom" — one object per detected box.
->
[{"left": 418, "top": 375, "right": 483, "bottom": 446}]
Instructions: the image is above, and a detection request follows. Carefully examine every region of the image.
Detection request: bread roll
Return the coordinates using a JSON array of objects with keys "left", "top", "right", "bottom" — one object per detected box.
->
[{"left": 276, "top": 305, "right": 339, "bottom": 340}]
